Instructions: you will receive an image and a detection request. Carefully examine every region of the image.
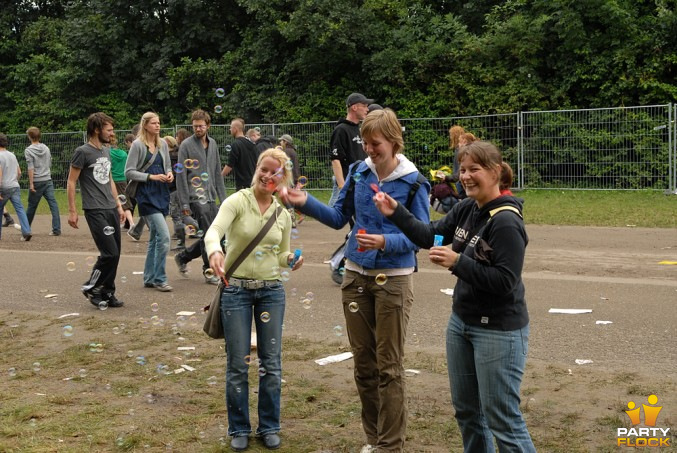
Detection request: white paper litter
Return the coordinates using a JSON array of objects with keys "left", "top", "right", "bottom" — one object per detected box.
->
[
  {"left": 315, "top": 352, "right": 353, "bottom": 366},
  {"left": 58, "top": 313, "right": 80, "bottom": 319},
  {"left": 600, "top": 297, "right": 609, "bottom": 300},
  {"left": 548, "top": 308, "right": 592, "bottom": 314},
  {"left": 173, "top": 368, "right": 185, "bottom": 374},
  {"left": 404, "top": 369, "right": 420, "bottom": 376},
  {"left": 132, "top": 271, "right": 143, "bottom": 275},
  {"left": 440, "top": 288, "right": 454, "bottom": 296},
  {"left": 177, "top": 346, "right": 195, "bottom": 351},
  {"left": 575, "top": 359, "right": 593, "bottom": 365},
  {"left": 180, "top": 364, "right": 196, "bottom": 372},
  {"left": 595, "top": 320, "right": 613, "bottom": 325},
  {"left": 176, "top": 311, "right": 195, "bottom": 316},
  {"left": 45, "top": 294, "right": 58, "bottom": 299}
]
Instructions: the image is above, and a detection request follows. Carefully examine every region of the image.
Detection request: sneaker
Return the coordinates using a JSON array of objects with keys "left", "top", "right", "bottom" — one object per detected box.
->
[
  {"left": 127, "top": 226, "right": 141, "bottom": 242},
  {"left": 2, "top": 216, "right": 14, "bottom": 227},
  {"left": 174, "top": 254, "right": 188, "bottom": 276},
  {"left": 13, "top": 223, "right": 21, "bottom": 230},
  {"left": 21, "top": 234, "right": 32, "bottom": 242},
  {"left": 204, "top": 275, "right": 220, "bottom": 285},
  {"left": 144, "top": 283, "right": 155, "bottom": 288},
  {"left": 49, "top": 231, "right": 61, "bottom": 236},
  {"left": 106, "top": 294, "right": 124, "bottom": 308},
  {"left": 154, "top": 282, "right": 173, "bottom": 292},
  {"left": 261, "top": 433, "right": 280, "bottom": 450}
]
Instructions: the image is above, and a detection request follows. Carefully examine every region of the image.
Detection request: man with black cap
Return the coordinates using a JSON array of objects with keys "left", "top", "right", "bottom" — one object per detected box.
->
[{"left": 328, "top": 92, "right": 373, "bottom": 207}]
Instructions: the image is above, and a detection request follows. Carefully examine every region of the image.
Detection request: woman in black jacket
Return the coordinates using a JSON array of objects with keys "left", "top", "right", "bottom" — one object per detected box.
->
[{"left": 373, "top": 141, "right": 536, "bottom": 452}]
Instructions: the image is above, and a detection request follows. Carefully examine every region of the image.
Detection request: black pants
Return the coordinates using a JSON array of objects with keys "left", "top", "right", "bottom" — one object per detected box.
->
[
  {"left": 179, "top": 201, "right": 219, "bottom": 270},
  {"left": 82, "top": 209, "right": 121, "bottom": 296}
]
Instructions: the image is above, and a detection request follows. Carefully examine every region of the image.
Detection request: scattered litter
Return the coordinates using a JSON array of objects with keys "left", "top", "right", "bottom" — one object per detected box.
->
[
  {"left": 180, "top": 364, "right": 196, "bottom": 372},
  {"left": 132, "top": 271, "right": 143, "bottom": 275},
  {"left": 595, "top": 320, "right": 613, "bottom": 325},
  {"left": 35, "top": 393, "right": 47, "bottom": 396},
  {"left": 404, "top": 369, "right": 421, "bottom": 377},
  {"left": 176, "top": 311, "right": 195, "bottom": 316},
  {"left": 62, "top": 377, "right": 74, "bottom": 381},
  {"left": 548, "top": 308, "right": 592, "bottom": 314},
  {"left": 440, "top": 288, "right": 454, "bottom": 296},
  {"left": 45, "top": 294, "right": 58, "bottom": 299},
  {"left": 177, "top": 346, "right": 195, "bottom": 351},
  {"left": 315, "top": 352, "right": 353, "bottom": 366},
  {"left": 281, "top": 378, "right": 287, "bottom": 384},
  {"left": 575, "top": 359, "right": 593, "bottom": 365},
  {"left": 58, "top": 313, "right": 80, "bottom": 319},
  {"left": 658, "top": 260, "right": 677, "bottom": 265},
  {"left": 173, "top": 368, "right": 185, "bottom": 374},
  {"left": 322, "top": 259, "right": 331, "bottom": 264},
  {"left": 600, "top": 296, "right": 609, "bottom": 300},
  {"left": 626, "top": 224, "right": 636, "bottom": 227},
  {"left": 567, "top": 369, "right": 572, "bottom": 375}
]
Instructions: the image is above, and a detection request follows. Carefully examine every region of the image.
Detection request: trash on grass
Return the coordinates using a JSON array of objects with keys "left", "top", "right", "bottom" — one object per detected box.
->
[
  {"left": 548, "top": 308, "right": 592, "bottom": 314},
  {"left": 315, "top": 352, "right": 353, "bottom": 366}
]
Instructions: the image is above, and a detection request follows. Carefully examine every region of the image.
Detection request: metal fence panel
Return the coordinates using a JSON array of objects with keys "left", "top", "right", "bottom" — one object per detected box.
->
[{"left": 521, "top": 105, "right": 672, "bottom": 190}]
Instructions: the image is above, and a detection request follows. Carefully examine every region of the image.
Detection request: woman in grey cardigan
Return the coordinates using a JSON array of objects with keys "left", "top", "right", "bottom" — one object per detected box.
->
[{"left": 124, "top": 112, "right": 174, "bottom": 291}]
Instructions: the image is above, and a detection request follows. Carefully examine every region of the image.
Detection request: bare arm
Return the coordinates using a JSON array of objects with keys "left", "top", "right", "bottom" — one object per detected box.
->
[
  {"left": 110, "top": 175, "right": 125, "bottom": 223},
  {"left": 67, "top": 166, "right": 81, "bottom": 228},
  {"left": 28, "top": 169, "right": 35, "bottom": 191},
  {"left": 331, "top": 160, "right": 345, "bottom": 188},
  {"left": 222, "top": 164, "right": 233, "bottom": 176}
]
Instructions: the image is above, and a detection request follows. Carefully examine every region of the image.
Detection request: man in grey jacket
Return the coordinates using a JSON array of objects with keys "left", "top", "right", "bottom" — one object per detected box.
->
[
  {"left": 174, "top": 109, "right": 227, "bottom": 284},
  {"left": 25, "top": 127, "right": 61, "bottom": 235}
]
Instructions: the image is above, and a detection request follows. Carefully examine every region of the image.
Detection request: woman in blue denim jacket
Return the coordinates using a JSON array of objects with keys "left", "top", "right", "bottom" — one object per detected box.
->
[{"left": 280, "top": 108, "right": 430, "bottom": 452}]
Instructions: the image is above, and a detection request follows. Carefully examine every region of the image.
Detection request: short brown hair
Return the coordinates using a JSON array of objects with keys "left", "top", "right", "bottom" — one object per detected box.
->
[
  {"left": 191, "top": 109, "right": 211, "bottom": 125},
  {"left": 86, "top": 112, "right": 114, "bottom": 139},
  {"left": 26, "top": 127, "right": 41, "bottom": 141},
  {"left": 360, "top": 108, "right": 404, "bottom": 155},
  {"left": 0, "top": 133, "right": 8, "bottom": 148}
]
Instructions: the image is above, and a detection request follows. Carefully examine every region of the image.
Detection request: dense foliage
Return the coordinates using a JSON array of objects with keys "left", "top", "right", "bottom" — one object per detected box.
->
[{"left": 1, "top": 0, "right": 676, "bottom": 132}]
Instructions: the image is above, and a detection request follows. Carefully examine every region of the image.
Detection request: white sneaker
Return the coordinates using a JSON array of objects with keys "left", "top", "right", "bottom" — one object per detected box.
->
[
  {"left": 13, "top": 223, "right": 21, "bottom": 230},
  {"left": 360, "top": 445, "right": 375, "bottom": 453}
]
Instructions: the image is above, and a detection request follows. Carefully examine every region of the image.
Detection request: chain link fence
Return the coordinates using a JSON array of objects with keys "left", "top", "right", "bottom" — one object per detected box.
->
[{"left": 5, "top": 106, "right": 676, "bottom": 193}]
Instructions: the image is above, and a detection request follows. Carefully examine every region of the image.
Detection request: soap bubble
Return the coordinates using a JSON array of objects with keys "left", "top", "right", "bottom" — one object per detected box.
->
[
  {"left": 112, "top": 326, "right": 121, "bottom": 335},
  {"left": 260, "top": 312, "right": 271, "bottom": 323},
  {"left": 333, "top": 325, "right": 344, "bottom": 336},
  {"left": 297, "top": 176, "right": 308, "bottom": 187},
  {"left": 272, "top": 245, "right": 280, "bottom": 254},
  {"left": 204, "top": 268, "right": 215, "bottom": 278},
  {"left": 8, "top": 367, "right": 16, "bottom": 377},
  {"left": 86, "top": 256, "right": 96, "bottom": 267},
  {"left": 258, "top": 367, "right": 267, "bottom": 377},
  {"left": 98, "top": 301, "right": 108, "bottom": 311},
  {"left": 184, "top": 159, "right": 194, "bottom": 169},
  {"left": 136, "top": 356, "right": 146, "bottom": 366},
  {"left": 173, "top": 163, "right": 184, "bottom": 174},
  {"left": 118, "top": 194, "right": 127, "bottom": 204},
  {"left": 185, "top": 224, "right": 197, "bottom": 236},
  {"left": 32, "top": 362, "right": 41, "bottom": 372},
  {"left": 353, "top": 173, "right": 362, "bottom": 182},
  {"left": 191, "top": 176, "right": 202, "bottom": 188},
  {"left": 207, "top": 376, "right": 218, "bottom": 386},
  {"left": 255, "top": 251, "right": 264, "bottom": 260},
  {"left": 103, "top": 226, "right": 115, "bottom": 235},
  {"left": 79, "top": 368, "right": 87, "bottom": 378},
  {"left": 121, "top": 276, "right": 127, "bottom": 283},
  {"left": 66, "top": 262, "right": 76, "bottom": 272},
  {"left": 302, "top": 299, "right": 312, "bottom": 309},
  {"left": 284, "top": 161, "right": 293, "bottom": 171},
  {"left": 348, "top": 302, "right": 359, "bottom": 313},
  {"left": 200, "top": 172, "right": 209, "bottom": 181},
  {"left": 225, "top": 145, "right": 232, "bottom": 152},
  {"left": 215, "top": 88, "right": 225, "bottom": 98},
  {"left": 375, "top": 274, "right": 388, "bottom": 285},
  {"left": 280, "top": 271, "right": 290, "bottom": 282},
  {"left": 214, "top": 105, "right": 223, "bottom": 114},
  {"left": 63, "top": 325, "right": 74, "bottom": 337},
  {"left": 305, "top": 292, "right": 314, "bottom": 301},
  {"left": 151, "top": 303, "right": 159, "bottom": 312}
]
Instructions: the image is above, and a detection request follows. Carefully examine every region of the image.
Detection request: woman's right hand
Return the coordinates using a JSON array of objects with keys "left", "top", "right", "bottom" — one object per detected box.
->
[
  {"left": 208, "top": 251, "right": 225, "bottom": 280},
  {"left": 278, "top": 186, "right": 308, "bottom": 207},
  {"left": 373, "top": 192, "right": 398, "bottom": 217}
]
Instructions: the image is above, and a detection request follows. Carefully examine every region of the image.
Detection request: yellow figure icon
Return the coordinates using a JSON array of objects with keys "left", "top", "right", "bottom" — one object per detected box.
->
[
  {"left": 625, "top": 401, "right": 641, "bottom": 425},
  {"left": 643, "top": 394, "right": 662, "bottom": 427}
]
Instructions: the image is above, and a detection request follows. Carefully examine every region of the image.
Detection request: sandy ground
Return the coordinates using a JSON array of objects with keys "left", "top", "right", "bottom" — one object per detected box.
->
[{"left": 0, "top": 215, "right": 675, "bottom": 451}]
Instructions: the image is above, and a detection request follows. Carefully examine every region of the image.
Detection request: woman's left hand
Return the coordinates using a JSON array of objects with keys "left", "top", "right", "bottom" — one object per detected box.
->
[
  {"left": 355, "top": 232, "right": 385, "bottom": 251},
  {"left": 166, "top": 172, "right": 174, "bottom": 183},
  {"left": 287, "top": 254, "right": 304, "bottom": 271},
  {"left": 429, "top": 246, "right": 457, "bottom": 268}
]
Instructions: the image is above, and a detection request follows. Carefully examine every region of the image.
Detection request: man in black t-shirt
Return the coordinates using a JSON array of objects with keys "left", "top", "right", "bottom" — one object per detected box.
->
[
  {"left": 221, "top": 117, "right": 259, "bottom": 191},
  {"left": 328, "top": 92, "right": 373, "bottom": 207},
  {"left": 67, "top": 112, "right": 126, "bottom": 308}
]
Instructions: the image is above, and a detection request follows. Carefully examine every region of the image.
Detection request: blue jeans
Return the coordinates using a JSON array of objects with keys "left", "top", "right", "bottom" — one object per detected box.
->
[
  {"left": 328, "top": 176, "right": 341, "bottom": 207},
  {"left": 220, "top": 283, "right": 285, "bottom": 437},
  {"left": 446, "top": 313, "right": 535, "bottom": 453},
  {"left": 27, "top": 180, "right": 61, "bottom": 233},
  {"left": 0, "top": 187, "right": 31, "bottom": 239},
  {"left": 142, "top": 213, "right": 170, "bottom": 286}
]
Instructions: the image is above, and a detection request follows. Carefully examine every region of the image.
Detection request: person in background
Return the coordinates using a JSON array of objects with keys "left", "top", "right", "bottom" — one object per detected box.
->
[
  {"left": 175, "top": 128, "right": 191, "bottom": 146},
  {"left": 164, "top": 135, "right": 185, "bottom": 250},
  {"left": 373, "top": 141, "right": 535, "bottom": 453},
  {"left": 109, "top": 134, "right": 134, "bottom": 229},
  {"left": 125, "top": 112, "right": 174, "bottom": 292},
  {"left": 24, "top": 126, "right": 61, "bottom": 236},
  {"left": 280, "top": 109, "right": 430, "bottom": 453},
  {"left": 431, "top": 132, "right": 478, "bottom": 213},
  {"left": 206, "top": 147, "right": 302, "bottom": 452},
  {"left": 174, "top": 109, "right": 227, "bottom": 285},
  {"left": 367, "top": 104, "right": 384, "bottom": 112},
  {"left": 66, "top": 112, "right": 125, "bottom": 308},
  {"left": 222, "top": 117, "right": 259, "bottom": 191},
  {"left": 246, "top": 128, "right": 261, "bottom": 144},
  {"left": 278, "top": 134, "right": 302, "bottom": 227},
  {"left": 0, "top": 133, "right": 32, "bottom": 241}
]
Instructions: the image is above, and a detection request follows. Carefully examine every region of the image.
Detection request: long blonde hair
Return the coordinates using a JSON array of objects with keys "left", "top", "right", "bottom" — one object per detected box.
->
[
  {"left": 252, "top": 148, "right": 293, "bottom": 188},
  {"left": 137, "top": 112, "right": 162, "bottom": 148}
]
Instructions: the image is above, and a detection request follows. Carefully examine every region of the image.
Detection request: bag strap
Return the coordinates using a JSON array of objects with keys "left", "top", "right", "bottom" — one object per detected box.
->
[
  {"left": 224, "top": 204, "right": 284, "bottom": 281},
  {"left": 139, "top": 147, "right": 159, "bottom": 172}
]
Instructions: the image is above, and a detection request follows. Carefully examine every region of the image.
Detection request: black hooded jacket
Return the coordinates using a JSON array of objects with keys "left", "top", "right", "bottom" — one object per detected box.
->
[{"left": 389, "top": 195, "right": 529, "bottom": 330}]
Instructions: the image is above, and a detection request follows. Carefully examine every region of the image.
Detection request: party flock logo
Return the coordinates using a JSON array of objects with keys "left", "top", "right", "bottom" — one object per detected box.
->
[{"left": 617, "top": 394, "right": 671, "bottom": 447}]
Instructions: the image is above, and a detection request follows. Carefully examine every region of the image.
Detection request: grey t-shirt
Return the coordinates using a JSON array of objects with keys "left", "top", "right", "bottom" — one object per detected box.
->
[
  {"left": 0, "top": 150, "right": 21, "bottom": 190},
  {"left": 71, "top": 143, "right": 116, "bottom": 210}
]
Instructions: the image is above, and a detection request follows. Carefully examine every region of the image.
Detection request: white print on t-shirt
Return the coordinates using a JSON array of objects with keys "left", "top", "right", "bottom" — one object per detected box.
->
[
  {"left": 90, "top": 157, "right": 111, "bottom": 185},
  {"left": 352, "top": 136, "right": 364, "bottom": 145}
]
